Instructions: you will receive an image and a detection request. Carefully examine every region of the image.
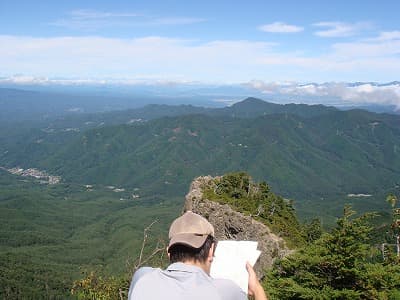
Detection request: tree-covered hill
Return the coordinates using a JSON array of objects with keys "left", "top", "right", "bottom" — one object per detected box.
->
[
  {"left": 211, "top": 97, "right": 338, "bottom": 118},
  {"left": 1, "top": 100, "right": 399, "bottom": 221},
  {"left": 0, "top": 169, "right": 181, "bottom": 298},
  {"left": 1, "top": 96, "right": 399, "bottom": 298},
  {"left": 1, "top": 97, "right": 337, "bottom": 132}
]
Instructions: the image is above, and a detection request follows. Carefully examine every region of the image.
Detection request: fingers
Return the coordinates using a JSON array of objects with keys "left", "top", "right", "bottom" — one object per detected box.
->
[
  {"left": 246, "top": 262, "right": 258, "bottom": 296},
  {"left": 246, "top": 262, "right": 256, "bottom": 275},
  {"left": 246, "top": 262, "right": 268, "bottom": 300}
]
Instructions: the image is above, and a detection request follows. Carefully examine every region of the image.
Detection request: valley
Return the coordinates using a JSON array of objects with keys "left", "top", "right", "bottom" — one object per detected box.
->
[{"left": 1, "top": 96, "right": 399, "bottom": 298}]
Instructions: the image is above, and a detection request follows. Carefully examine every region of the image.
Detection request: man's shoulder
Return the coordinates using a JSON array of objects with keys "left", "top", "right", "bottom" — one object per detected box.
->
[
  {"left": 132, "top": 267, "right": 159, "bottom": 283},
  {"left": 128, "top": 267, "right": 160, "bottom": 296}
]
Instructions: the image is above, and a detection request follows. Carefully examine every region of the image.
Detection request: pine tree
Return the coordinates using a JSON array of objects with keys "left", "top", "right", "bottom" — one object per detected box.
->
[
  {"left": 384, "top": 194, "right": 400, "bottom": 260},
  {"left": 265, "top": 205, "right": 400, "bottom": 299}
]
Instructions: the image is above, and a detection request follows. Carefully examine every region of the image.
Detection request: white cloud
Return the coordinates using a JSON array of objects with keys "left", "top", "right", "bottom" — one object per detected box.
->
[
  {"left": 313, "top": 22, "right": 370, "bottom": 37},
  {"left": 365, "top": 31, "right": 400, "bottom": 42},
  {"left": 251, "top": 29, "right": 400, "bottom": 82},
  {"left": 243, "top": 80, "right": 294, "bottom": 93},
  {"left": 340, "top": 84, "right": 400, "bottom": 106},
  {"left": 332, "top": 39, "right": 400, "bottom": 58},
  {"left": 3, "top": 74, "right": 400, "bottom": 109},
  {"left": 258, "top": 22, "right": 304, "bottom": 33},
  {"left": 1, "top": 29, "right": 400, "bottom": 86},
  {"left": 50, "top": 9, "right": 205, "bottom": 30},
  {"left": 69, "top": 9, "right": 142, "bottom": 19},
  {"left": 246, "top": 80, "right": 400, "bottom": 108},
  {"left": 0, "top": 74, "right": 203, "bottom": 87},
  {"left": 0, "top": 35, "right": 276, "bottom": 83},
  {"left": 148, "top": 17, "right": 206, "bottom": 25}
]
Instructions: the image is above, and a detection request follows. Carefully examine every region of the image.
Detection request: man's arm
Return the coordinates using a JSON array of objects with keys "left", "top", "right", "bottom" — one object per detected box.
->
[{"left": 246, "top": 262, "right": 268, "bottom": 300}]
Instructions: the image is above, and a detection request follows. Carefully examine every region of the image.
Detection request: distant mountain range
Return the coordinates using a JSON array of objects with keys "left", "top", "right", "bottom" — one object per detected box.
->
[
  {"left": 1, "top": 83, "right": 399, "bottom": 123},
  {"left": 24, "top": 97, "right": 338, "bottom": 130},
  {"left": 1, "top": 97, "right": 399, "bottom": 221}
]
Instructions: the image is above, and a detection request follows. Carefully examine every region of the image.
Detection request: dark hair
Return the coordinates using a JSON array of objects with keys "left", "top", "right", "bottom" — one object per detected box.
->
[{"left": 168, "top": 235, "right": 216, "bottom": 264}]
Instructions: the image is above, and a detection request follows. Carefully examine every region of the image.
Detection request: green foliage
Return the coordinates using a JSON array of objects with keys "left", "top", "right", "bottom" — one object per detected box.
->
[
  {"left": 265, "top": 206, "right": 400, "bottom": 299},
  {"left": 2, "top": 104, "right": 400, "bottom": 225},
  {"left": 1, "top": 98, "right": 400, "bottom": 298},
  {"left": 71, "top": 271, "right": 127, "bottom": 300},
  {"left": 303, "top": 218, "right": 323, "bottom": 243},
  {"left": 0, "top": 252, "right": 75, "bottom": 299},
  {"left": 203, "top": 172, "right": 305, "bottom": 247},
  {"left": 0, "top": 171, "right": 180, "bottom": 299},
  {"left": 384, "top": 193, "right": 400, "bottom": 263},
  {"left": 386, "top": 194, "right": 398, "bottom": 208},
  {"left": 71, "top": 220, "right": 169, "bottom": 300}
]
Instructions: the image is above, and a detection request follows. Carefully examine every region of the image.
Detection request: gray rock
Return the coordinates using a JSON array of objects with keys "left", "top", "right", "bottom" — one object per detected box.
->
[{"left": 184, "top": 176, "right": 292, "bottom": 278}]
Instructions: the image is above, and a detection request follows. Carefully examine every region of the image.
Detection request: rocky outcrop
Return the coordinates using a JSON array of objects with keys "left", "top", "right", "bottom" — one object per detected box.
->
[{"left": 184, "top": 176, "right": 292, "bottom": 277}]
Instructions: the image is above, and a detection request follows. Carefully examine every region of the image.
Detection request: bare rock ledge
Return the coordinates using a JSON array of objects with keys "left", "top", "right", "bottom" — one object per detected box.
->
[{"left": 183, "top": 175, "right": 293, "bottom": 277}]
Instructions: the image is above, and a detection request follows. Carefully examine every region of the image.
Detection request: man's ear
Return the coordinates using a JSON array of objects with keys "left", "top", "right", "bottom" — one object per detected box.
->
[
  {"left": 208, "top": 242, "right": 215, "bottom": 261},
  {"left": 166, "top": 247, "right": 170, "bottom": 259}
]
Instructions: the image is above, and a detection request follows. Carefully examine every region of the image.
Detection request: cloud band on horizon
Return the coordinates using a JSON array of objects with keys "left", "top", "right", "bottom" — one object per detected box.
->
[{"left": 2, "top": 31, "right": 399, "bottom": 82}]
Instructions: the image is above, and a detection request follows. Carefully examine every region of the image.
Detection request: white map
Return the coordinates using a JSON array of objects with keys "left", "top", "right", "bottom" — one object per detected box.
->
[{"left": 210, "top": 241, "right": 261, "bottom": 294}]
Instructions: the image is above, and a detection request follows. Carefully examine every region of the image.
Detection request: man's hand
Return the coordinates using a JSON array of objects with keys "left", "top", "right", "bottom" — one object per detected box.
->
[{"left": 246, "top": 262, "right": 268, "bottom": 300}]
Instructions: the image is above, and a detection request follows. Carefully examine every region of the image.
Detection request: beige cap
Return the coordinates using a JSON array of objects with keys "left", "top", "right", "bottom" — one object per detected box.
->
[{"left": 168, "top": 211, "right": 215, "bottom": 249}]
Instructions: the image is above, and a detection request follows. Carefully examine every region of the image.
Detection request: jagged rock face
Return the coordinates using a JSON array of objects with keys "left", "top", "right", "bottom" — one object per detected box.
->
[{"left": 184, "top": 176, "right": 292, "bottom": 277}]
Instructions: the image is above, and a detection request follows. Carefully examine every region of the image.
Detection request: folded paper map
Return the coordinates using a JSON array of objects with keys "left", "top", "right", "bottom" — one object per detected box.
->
[{"left": 210, "top": 240, "right": 261, "bottom": 294}]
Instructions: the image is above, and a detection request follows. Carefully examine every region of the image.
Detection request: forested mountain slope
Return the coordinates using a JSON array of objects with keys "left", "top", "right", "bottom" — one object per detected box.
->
[{"left": 1, "top": 99, "right": 399, "bottom": 220}]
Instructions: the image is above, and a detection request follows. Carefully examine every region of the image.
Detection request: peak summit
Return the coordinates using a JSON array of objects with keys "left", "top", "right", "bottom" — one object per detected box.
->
[{"left": 232, "top": 97, "right": 271, "bottom": 107}]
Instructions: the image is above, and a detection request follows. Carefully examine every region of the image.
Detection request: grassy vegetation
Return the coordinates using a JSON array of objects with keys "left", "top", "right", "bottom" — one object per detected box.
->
[{"left": 202, "top": 172, "right": 306, "bottom": 248}]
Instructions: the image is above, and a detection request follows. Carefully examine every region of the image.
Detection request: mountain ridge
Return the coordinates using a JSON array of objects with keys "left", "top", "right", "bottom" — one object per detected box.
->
[
  {"left": 2, "top": 86, "right": 398, "bottom": 125},
  {"left": 1, "top": 101, "right": 399, "bottom": 221},
  {"left": 3, "top": 96, "right": 340, "bottom": 131}
]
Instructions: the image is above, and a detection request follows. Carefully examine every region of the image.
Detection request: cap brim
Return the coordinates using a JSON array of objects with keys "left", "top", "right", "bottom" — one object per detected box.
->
[{"left": 168, "top": 233, "right": 208, "bottom": 249}]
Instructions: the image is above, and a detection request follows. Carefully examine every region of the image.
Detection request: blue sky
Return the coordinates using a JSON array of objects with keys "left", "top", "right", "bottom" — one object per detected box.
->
[{"left": 1, "top": 0, "right": 400, "bottom": 85}]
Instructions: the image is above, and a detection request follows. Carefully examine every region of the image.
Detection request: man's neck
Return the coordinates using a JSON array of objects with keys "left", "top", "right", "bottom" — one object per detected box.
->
[{"left": 182, "top": 260, "right": 210, "bottom": 275}]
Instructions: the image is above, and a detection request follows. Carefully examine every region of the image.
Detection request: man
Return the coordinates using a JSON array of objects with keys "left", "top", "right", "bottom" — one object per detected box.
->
[{"left": 128, "top": 211, "right": 268, "bottom": 300}]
